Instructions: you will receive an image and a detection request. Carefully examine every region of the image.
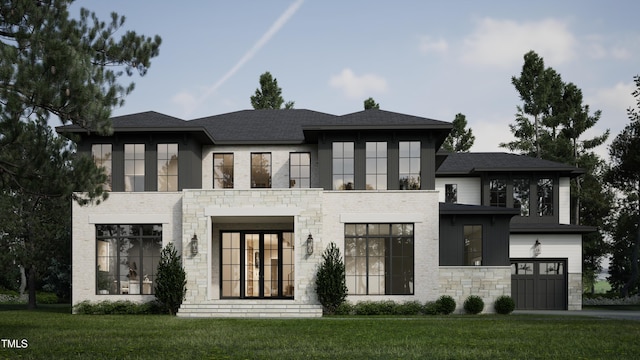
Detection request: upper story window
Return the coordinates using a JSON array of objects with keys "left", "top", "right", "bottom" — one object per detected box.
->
[
  {"left": 289, "top": 152, "right": 311, "bottom": 188},
  {"left": 489, "top": 178, "right": 507, "bottom": 207},
  {"left": 399, "top": 141, "right": 420, "bottom": 190},
  {"left": 332, "top": 142, "right": 354, "bottom": 190},
  {"left": 124, "top": 144, "right": 145, "bottom": 192},
  {"left": 157, "top": 144, "right": 178, "bottom": 191},
  {"left": 464, "top": 225, "right": 482, "bottom": 266},
  {"left": 251, "top": 153, "right": 271, "bottom": 188},
  {"left": 445, "top": 184, "right": 457, "bottom": 203},
  {"left": 91, "top": 144, "right": 112, "bottom": 191},
  {"left": 365, "top": 142, "right": 387, "bottom": 190},
  {"left": 513, "top": 178, "right": 530, "bottom": 217},
  {"left": 214, "top": 153, "right": 234, "bottom": 189},
  {"left": 537, "top": 178, "right": 553, "bottom": 216}
]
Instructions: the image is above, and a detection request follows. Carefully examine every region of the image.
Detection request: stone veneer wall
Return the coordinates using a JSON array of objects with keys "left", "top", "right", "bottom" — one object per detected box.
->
[
  {"left": 180, "top": 189, "right": 324, "bottom": 305},
  {"left": 439, "top": 266, "right": 511, "bottom": 314},
  {"left": 568, "top": 273, "right": 582, "bottom": 310}
]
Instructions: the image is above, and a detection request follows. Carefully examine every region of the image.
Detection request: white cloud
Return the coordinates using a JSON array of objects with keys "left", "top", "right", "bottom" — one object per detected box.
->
[
  {"left": 461, "top": 18, "right": 577, "bottom": 67},
  {"left": 590, "top": 81, "right": 635, "bottom": 115},
  {"left": 171, "top": 91, "right": 198, "bottom": 117},
  {"left": 419, "top": 36, "right": 448, "bottom": 54},
  {"left": 329, "top": 68, "right": 388, "bottom": 99},
  {"left": 585, "top": 35, "right": 633, "bottom": 60}
]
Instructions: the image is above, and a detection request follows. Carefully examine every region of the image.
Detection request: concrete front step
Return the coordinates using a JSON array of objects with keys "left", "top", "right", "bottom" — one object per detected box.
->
[{"left": 177, "top": 301, "right": 323, "bottom": 318}]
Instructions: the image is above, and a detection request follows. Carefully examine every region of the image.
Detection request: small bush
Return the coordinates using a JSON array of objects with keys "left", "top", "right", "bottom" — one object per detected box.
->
[
  {"left": 334, "top": 301, "right": 354, "bottom": 315},
  {"left": 395, "top": 301, "right": 424, "bottom": 315},
  {"left": 36, "top": 292, "right": 59, "bottom": 304},
  {"left": 494, "top": 295, "right": 515, "bottom": 315},
  {"left": 353, "top": 301, "right": 393, "bottom": 315},
  {"left": 155, "top": 242, "right": 187, "bottom": 315},
  {"left": 423, "top": 301, "right": 440, "bottom": 315},
  {"left": 73, "top": 300, "right": 166, "bottom": 315},
  {"left": 436, "top": 295, "right": 456, "bottom": 315},
  {"left": 464, "top": 295, "right": 484, "bottom": 314}
]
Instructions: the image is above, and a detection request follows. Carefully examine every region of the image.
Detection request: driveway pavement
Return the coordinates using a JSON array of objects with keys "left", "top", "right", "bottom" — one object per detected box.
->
[{"left": 514, "top": 309, "right": 640, "bottom": 321}]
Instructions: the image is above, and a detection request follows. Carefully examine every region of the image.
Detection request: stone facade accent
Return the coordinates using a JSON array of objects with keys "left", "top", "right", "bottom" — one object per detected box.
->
[
  {"left": 568, "top": 273, "right": 582, "bottom": 310},
  {"left": 439, "top": 266, "right": 511, "bottom": 314}
]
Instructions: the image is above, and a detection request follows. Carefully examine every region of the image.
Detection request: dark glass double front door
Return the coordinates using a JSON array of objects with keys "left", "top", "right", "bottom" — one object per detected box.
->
[{"left": 221, "top": 231, "right": 294, "bottom": 299}]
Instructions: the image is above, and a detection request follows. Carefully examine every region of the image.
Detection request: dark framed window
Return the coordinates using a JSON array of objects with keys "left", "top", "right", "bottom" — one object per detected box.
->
[
  {"left": 96, "top": 225, "right": 162, "bottom": 295},
  {"left": 464, "top": 225, "right": 482, "bottom": 266},
  {"left": 124, "top": 144, "right": 145, "bottom": 192},
  {"left": 511, "top": 262, "right": 534, "bottom": 275},
  {"left": 445, "top": 184, "right": 457, "bottom": 203},
  {"left": 489, "top": 178, "right": 507, "bottom": 207},
  {"left": 220, "top": 231, "right": 294, "bottom": 299},
  {"left": 537, "top": 178, "right": 553, "bottom": 216},
  {"left": 92, "top": 144, "right": 112, "bottom": 191},
  {"left": 344, "top": 223, "right": 414, "bottom": 295},
  {"left": 365, "top": 142, "right": 387, "bottom": 190},
  {"left": 251, "top": 153, "right": 271, "bottom": 188},
  {"left": 332, "top": 142, "right": 354, "bottom": 190},
  {"left": 399, "top": 141, "right": 420, "bottom": 190},
  {"left": 513, "top": 178, "right": 530, "bottom": 217},
  {"left": 214, "top": 153, "right": 234, "bottom": 189},
  {"left": 289, "top": 152, "right": 311, "bottom": 188},
  {"left": 157, "top": 144, "right": 178, "bottom": 191}
]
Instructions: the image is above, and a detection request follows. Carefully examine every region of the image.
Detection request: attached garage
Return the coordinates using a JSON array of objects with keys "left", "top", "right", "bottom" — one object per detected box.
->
[{"left": 511, "top": 258, "right": 567, "bottom": 310}]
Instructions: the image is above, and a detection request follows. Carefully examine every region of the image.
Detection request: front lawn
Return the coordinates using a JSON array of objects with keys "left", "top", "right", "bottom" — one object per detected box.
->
[{"left": 1, "top": 305, "right": 639, "bottom": 359}]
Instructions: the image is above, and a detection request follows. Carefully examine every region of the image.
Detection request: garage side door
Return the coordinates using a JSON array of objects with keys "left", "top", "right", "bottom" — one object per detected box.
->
[{"left": 511, "top": 259, "right": 567, "bottom": 310}]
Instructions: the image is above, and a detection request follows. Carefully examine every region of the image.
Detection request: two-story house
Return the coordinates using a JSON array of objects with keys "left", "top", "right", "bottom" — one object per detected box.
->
[{"left": 58, "top": 109, "right": 592, "bottom": 316}]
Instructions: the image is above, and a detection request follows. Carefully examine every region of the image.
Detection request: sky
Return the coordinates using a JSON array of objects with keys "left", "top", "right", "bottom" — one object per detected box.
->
[{"left": 71, "top": 0, "right": 640, "bottom": 159}]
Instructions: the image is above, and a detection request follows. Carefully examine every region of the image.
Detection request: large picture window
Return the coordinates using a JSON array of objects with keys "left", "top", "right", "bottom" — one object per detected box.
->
[
  {"left": 124, "top": 144, "right": 145, "bottom": 192},
  {"left": 399, "top": 141, "right": 420, "bottom": 190},
  {"left": 96, "top": 225, "right": 162, "bottom": 295},
  {"left": 344, "top": 223, "right": 414, "bottom": 295},
  {"left": 289, "top": 152, "right": 311, "bottom": 188},
  {"left": 214, "top": 153, "right": 234, "bottom": 188},
  {"left": 332, "top": 142, "right": 354, "bottom": 190},
  {"left": 365, "top": 142, "right": 387, "bottom": 190},
  {"left": 92, "top": 144, "right": 112, "bottom": 191},
  {"left": 251, "top": 153, "right": 271, "bottom": 188},
  {"left": 157, "top": 143, "right": 178, "bottom": 191}
]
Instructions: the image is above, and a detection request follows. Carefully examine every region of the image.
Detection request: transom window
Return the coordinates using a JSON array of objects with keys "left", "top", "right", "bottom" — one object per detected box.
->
[
  {"left": 124, "top": 144, "right": 145, "bottom": 192},
  {"left": 91, "top": 144, "right": 112, "bottom": 191},
  {"left": 344, "top": 223, "right": 414, "bottom": 295},
  {"left": 214, "top": 153, "right": 234, "bottom": 189},
  {"left": 332, "top": 142, "right": 354, "bottom": 190},
  {"left": 157, "top": 144, "right": 178, "bottom": 191},
  {"left": 251, "top": 153, "right": 272, "bottom": 188},
  {"left": 289, "top": 152, "right": 311, "bottom": 188},
  {"left": 399, "top": 141, "right": 420, "bottom": 190},
  {"left": 464, "top": 225, "right": 482, "bottom": 266},
  {"left": 365, "top": 142, "right": 387, "bottom": 190},
  {"left": 96, "top": 224, "right": 162, "bottom": 295}
]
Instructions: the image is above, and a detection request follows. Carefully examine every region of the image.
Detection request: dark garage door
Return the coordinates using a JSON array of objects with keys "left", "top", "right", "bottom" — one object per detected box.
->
[{"left": 511, "top": 259, "right": 567, "bottom": 310}]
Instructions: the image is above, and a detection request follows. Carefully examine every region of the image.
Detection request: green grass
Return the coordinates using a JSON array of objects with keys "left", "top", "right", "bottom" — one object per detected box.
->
[{"left": 1, "top": 305, "right": 639, "bottom": 359}]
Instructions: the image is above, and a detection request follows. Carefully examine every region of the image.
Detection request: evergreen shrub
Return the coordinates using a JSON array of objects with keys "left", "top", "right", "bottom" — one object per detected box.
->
[
  {"left": 463, "top": 295, "right": 484, "bottom": 314},
  {"left": 494, "top": 295, "right": 515, "bottom": 314}
]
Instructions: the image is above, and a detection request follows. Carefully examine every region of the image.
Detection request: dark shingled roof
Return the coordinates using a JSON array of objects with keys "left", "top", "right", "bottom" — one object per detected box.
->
[
  {"left": 436, "top": 152, "right": 584, "bottom": 176},
  {"left": 57, "top": 109, "right": 452, "bottom": 145},
  {"left": 510, "top": 223, "right": 597, "bottom": 234},
  {"left": 439, "top": 202, "right": 520, "bottom": 216}
]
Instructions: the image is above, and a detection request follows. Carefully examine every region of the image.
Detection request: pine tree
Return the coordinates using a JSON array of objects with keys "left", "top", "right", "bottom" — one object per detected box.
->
[
  {"left": 155, "top": 243, "right": 187, "bottom": 315},
  {"left": 315, "top": 242, "right": 348, "bottom": 314},
  {"left": 250, "top": 71, "right": 294, "bottom": 109},
  {"left": 364, "top": 97, "right": 380, "bottom": 110},
  {"left": 442, "top": 113, "right": 475, "bottom": 152}
]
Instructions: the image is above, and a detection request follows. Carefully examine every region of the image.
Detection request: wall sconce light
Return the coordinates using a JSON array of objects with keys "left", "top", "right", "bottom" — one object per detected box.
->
[
  {"left": 533, "top": 239, "right": 541, "bottom": 257},
  {"left": 306, "top": 233, "right": 314, "bottom": 256},
  {"left": 190, "top": 234, "right": 198, "bottom": 256}
]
